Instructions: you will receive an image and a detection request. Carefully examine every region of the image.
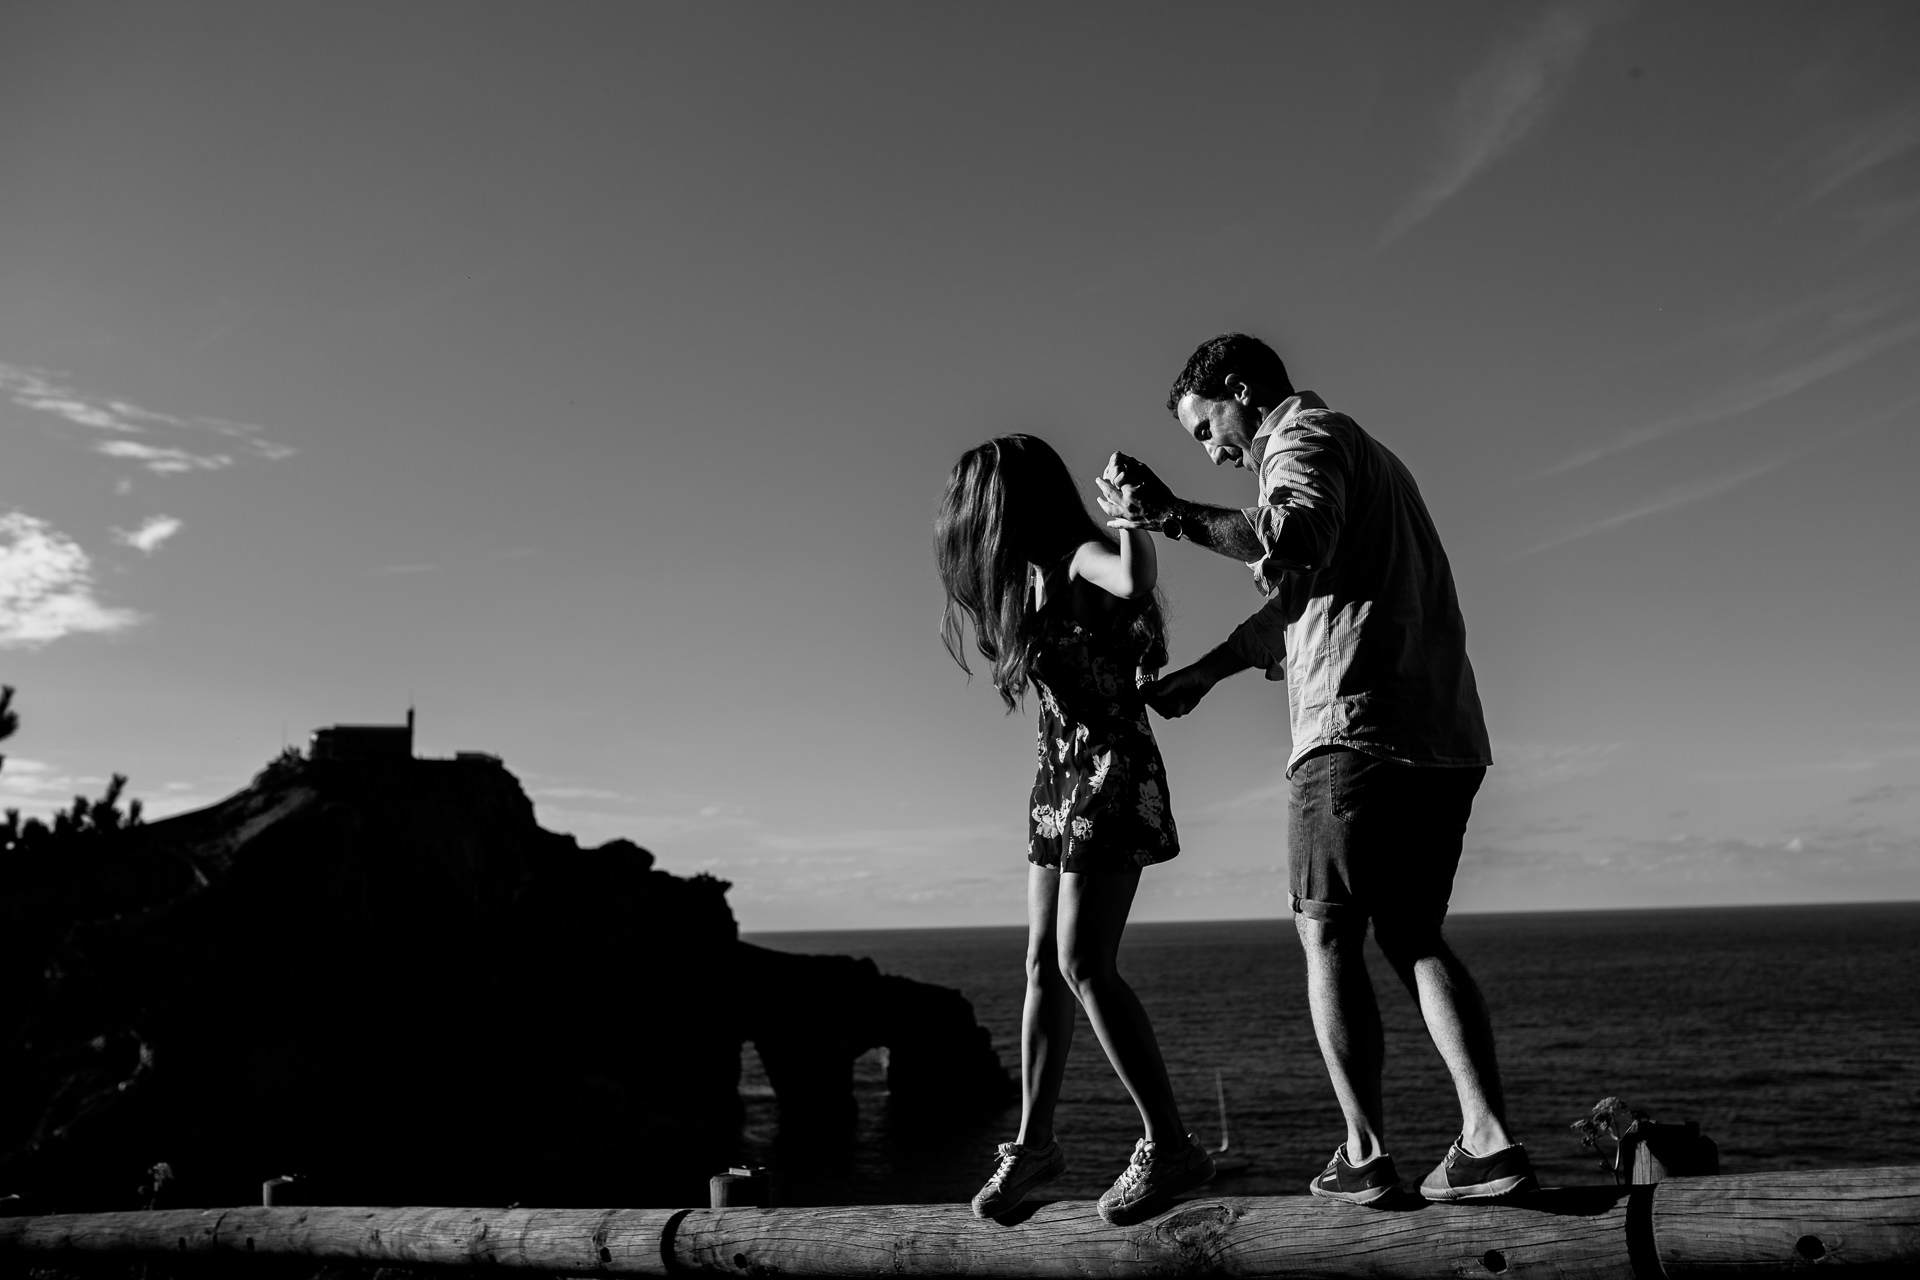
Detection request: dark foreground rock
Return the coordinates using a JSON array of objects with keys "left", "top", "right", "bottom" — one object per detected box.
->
[{"left": 0, "top": 754, "right": 1012, "bottom": 1213}]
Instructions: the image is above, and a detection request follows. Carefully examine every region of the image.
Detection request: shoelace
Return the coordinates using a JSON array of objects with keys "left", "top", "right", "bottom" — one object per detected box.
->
[
  {"left": 986, "top": 1143, "right": 1025, "bottom": 1187},
  {"left": 1112, "top": 1141, "right": 1153, "bottom": 1193}
]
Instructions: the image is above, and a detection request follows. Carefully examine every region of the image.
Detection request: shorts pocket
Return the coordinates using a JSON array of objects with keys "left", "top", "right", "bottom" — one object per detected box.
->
[{"left": 1329, "top": 748, "right": 1389, "bottom": 824}]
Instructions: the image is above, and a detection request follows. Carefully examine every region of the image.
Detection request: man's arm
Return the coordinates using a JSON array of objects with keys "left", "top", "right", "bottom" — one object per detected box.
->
[
  {"left": 1143, "top": 640, "right": 1251, "bottom": 719},
  {"left": 1165, "top": 497, "right": 1265, "bottom": 561},
  {"left": 1094, "top": 454, "right": 1265, "bottom": 562},
  {"left": 1144, "top": 590, "right": 1290, "bottom": 718}
]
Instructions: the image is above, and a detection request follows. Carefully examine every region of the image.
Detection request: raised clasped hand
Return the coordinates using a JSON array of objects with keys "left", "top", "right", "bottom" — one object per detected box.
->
[{"left": 1094, "top": 451, "right": 1173, "bottom": 530}]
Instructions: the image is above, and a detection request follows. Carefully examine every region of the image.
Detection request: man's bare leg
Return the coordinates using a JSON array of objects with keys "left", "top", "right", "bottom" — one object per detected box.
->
[
  {"left": 1376, "top": 923, "right": 1514, "bottom": 1156},
  {"left": 1295, "top": 913, "right": 1388, "bottom": 1163}
]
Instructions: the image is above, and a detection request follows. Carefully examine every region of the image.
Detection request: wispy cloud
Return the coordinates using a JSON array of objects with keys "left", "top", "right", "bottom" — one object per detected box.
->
[
  {"left": 0, "top": 363, "right": 292, "bottom": 466},
  {"left": 1485, "top": 741, "right": 1623, "bottom": 792},
  {"left": 95, "top": 440, "right": 232, "bottom": 474},
  {"left": 1378, "top": 5, "right": 1606, "bottom": 247},
  {"left": 0, "top": 758, "right": 111, "bottom": 818},
  {"left": 113, "top": 515, "right": 183, "bottom": 556},
  {"left": 1806, "top": 102, "right": 1920, "bottom": 205},
  {"left": 1516, "top": 453, "right": 1794, "bottom": 556},
  {"left": 1517, "top": 390, "right": 1920, "bottom": 555},
  {"left": 1845, "top": 194, "right": 1920, "bottom": 247},
  {"left": 0, "top": 512, "right": 142, "bottom": 648},
  {"left": 1527, "top": 316, "right": 1920, "bottom": 480}
]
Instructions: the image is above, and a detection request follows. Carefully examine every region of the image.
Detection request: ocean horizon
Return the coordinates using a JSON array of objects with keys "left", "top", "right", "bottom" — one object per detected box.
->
[{"left": 741, "top": 901, "right": 1920, "bottom": 1206}]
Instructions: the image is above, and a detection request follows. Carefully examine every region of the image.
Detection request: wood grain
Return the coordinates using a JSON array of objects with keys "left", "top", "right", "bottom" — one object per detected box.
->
[
  {"left": 671, "top": 1189, "right": 1639, "bottom": 1279},
  {"left": 0, "top": 1205, "right": 680, "bottom": 1274},
  {"left": 1652, "top": 1167, "right": 1920, "bottom": 1276},
  {"left": 4, "top": 1168, "right": 1916, "bottom": 1278}
]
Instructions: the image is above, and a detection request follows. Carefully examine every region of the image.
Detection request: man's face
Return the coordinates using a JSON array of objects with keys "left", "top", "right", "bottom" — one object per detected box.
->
[{"left": 1174, "top": 389, "right": 1261, "bottom": 470}]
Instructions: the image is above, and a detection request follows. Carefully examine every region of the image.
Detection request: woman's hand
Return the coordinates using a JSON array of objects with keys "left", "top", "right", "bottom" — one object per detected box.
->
[
  {"left": 1095, "top": 452, "right": 1177, "bottom": 530},
  {"left": 1142, "top": 664, "right": 1214, "bottom": 718}
]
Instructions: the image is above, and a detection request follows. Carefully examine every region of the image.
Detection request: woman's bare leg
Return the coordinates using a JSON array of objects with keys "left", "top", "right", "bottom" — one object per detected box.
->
[
  {"left": 1057, "top": 868, "right": 1187, "bottom": 1143},
  {"left": 1015, "top": 863, "right": 1076, "bottom": 1147}
]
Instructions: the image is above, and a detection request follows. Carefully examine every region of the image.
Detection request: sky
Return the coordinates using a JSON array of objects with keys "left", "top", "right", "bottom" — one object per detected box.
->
[{"left": 3, "top": 1, "right": 1918, "bottom": 931}]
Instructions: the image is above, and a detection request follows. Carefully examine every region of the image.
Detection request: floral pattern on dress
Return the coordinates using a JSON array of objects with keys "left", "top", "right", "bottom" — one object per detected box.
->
[{"left": 1025, "top": 595, "right": 1179, "bottom": 874}]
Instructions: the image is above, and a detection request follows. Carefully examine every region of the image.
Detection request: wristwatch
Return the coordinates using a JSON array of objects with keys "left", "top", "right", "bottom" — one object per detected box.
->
[{"left": 1160, "top": 508, "right": 1187, "bottom": 541}]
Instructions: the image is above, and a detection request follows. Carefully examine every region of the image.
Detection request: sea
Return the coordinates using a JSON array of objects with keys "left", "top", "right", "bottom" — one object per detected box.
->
[{"left": 739, "top": 902, "right": 1920, "bottom": 1206}]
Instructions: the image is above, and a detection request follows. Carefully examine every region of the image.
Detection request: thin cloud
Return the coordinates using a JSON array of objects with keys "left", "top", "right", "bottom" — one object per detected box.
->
[
  {"left": 1806, "top": 102, "right": 1920, "bottom": 205},
  {"left": 0, "top": 363, "right": 292, "bottom": 463},
  {"left": 0, "top": 512, "right": 142, "bottom": 648},
  {"left": 95, "top": 440, "right": 233, "bottom": 474},
  {"left": 1527, "top": 316, "right": 1920, "bottom": 480},
  {"left": 1378, "top": 5, "right": 1605, "bottom": 248},
  {"left": 1846, "top": 194, "right": 1920, "bottom": 248},
  {"left": 113, "top": 515, "right": 183, "bottom": 555},
  {"left": 1484, "top": 741, "right": 1624, "bottom": 793},
  {"left": 1516, "top": 454, "right": 1794, "bottom": 557},
  {"left": 0, "top": 758, "right": 110, "bottom": 809},
  {"left": 1517, "top": 390, "right": 1920, "bottom": 555}
]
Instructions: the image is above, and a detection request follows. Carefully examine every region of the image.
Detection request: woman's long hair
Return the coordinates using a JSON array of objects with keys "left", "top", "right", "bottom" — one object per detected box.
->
[{"left": 936, "top": 434, "right": 1168, "bottom": 712}]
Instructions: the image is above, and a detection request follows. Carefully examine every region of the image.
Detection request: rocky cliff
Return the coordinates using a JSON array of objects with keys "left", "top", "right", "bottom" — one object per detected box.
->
[{"left": 0, "top": 753, "right": 1012, "bottom": 1212}]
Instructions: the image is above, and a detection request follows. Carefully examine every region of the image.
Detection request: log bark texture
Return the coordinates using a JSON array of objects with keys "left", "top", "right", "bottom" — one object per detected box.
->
[
  {"left": 674, "top": 1190, "right": 1636, "bottom": 1279},
  {"left": 2, "top": 1168, "right": 1916, "bottom": 1278},
  {"left": 0, "top": 1205, "right": 680, "bottom": 1274},
  {"left": 1653, "top": 1167, "right": 1920, "bottom": 1276}
]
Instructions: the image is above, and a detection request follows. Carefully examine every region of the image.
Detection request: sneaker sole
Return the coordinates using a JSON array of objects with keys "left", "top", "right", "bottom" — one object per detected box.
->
[
  {"left": 1097, "top": 1165, "right": 1215, "bottom": 1226},
  {"left": 1420, "top": 1173, "right": 1538, "bottom": 1202},
  {"left": 972, "top": 1163, "right": 1066, "bottom": 1219},
  {"left": 1309, "top": 1179, "right": 1395, "bottom": 1205}
]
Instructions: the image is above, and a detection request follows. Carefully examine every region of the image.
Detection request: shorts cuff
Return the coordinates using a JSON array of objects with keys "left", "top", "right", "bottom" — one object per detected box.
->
[{"left": 1291, "top": 894, "right": 1364, "bottom": 923}]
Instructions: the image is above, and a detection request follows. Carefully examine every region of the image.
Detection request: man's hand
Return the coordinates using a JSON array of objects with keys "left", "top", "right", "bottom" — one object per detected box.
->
[
  {"left": 1095, "top": 452, "right": 1178, "bottom": 530},
  {"left": 1143, "top": 663, "right": 1216, "bottom": 719}
]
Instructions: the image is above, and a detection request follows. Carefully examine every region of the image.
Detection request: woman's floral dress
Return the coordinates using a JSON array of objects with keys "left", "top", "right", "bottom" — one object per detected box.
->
[{"left": 1027, "top": 594, "right": 1179, "bottom": 873}]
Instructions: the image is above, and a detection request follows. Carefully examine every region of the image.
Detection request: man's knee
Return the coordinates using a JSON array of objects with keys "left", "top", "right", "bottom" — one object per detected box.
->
[
  {"left": 1372, "top": 914, "right": 1448, "bottom": 971},
  {"left": 1294, "top": 909, "right": 1366, "bottom": 957}
]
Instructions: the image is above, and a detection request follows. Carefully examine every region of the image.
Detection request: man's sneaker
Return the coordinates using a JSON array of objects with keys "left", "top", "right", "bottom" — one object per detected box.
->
[
  {"left": 1097, "top": 1134, "right": 1215, "bottom": 1226},
  {"left": 1419, "top": 1138, "right": 1539, "bottom": 1201},
  {"left": 971, "top": 1139, "right": 1067, "bottom": 1218},
  {"left": 1308, "top": 1145, "right": 1400, "bottom": 1205}
]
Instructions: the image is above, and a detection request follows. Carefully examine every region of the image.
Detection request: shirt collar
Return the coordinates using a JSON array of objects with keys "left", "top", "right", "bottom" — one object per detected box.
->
[{"left": 1248, "top": 390, "right": 1326, "bottom": 469}]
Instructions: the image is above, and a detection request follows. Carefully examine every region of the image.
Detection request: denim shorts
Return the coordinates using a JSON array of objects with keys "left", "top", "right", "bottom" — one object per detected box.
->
[{"left": 1287, "top": 746, "right": 1485, "bottom": 930}]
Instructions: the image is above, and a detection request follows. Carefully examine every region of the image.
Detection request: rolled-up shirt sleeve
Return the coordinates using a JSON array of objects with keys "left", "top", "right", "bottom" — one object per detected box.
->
[
  {"left": 1226, "top": 591, "right": 1290, "bottom": 682},
  {"left": 1242, "top": 414, "right": 1348, "bottom": 593}
]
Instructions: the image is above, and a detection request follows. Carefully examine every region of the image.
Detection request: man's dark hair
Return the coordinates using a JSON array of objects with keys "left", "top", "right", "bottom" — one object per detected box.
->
[{"left": 1166, "top": 333, "right": 1294, "bottom": 414}]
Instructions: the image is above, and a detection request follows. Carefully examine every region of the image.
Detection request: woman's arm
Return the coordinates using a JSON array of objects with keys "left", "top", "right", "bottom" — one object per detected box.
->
[{"left": 1071, "top": 528, "right": 1157, "bottom": 600}]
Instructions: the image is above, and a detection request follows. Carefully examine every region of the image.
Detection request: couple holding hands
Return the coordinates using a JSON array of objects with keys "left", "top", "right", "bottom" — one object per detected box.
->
[{"left": 935, "top": 333, "right": 1533, "bottom": 1225}]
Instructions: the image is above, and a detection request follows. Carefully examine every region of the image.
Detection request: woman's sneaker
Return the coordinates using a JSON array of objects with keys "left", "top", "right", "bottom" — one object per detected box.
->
[
  {"left": 971, "top": 1139, "right": 1067, "bottom": 1218},
  {"left": 1096, "top": 1134, "right": 1215, "bottom": 1226},
  {"left": 1419, "top": 1138, "right": 1539, "bottom": 1201},
  {"left": 1308, "top": 1145, "right": 1400, "bottom": 1205}
]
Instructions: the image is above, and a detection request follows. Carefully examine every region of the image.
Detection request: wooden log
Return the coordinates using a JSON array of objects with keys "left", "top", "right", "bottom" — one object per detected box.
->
[
  {"left": 0, "top": 1205, "right": 681, "bottom": 1274},
  {"left": 2, "top": 1168, "right": 1915, "bottom": 1278},
  {"left": 1652, "top": 1167, "right": 1920, "bottom": 1277},
  {"left": 673, "top": 1189, "right": 1637, "bottom": 1279}
]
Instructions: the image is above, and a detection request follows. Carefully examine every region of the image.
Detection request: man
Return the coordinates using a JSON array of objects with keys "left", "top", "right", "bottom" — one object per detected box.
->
[{"left": 1096, "top": 332, "right": 1535, "bottom": 1204}]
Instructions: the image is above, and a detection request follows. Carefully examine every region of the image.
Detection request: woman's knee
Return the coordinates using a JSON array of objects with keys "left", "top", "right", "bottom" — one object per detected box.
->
[
  {"left": 1025, "top": 943, "right": 1063, "bottom": 990},
  {"left": 1058, "top": 946, "right": 1117, "bottom": 996}
]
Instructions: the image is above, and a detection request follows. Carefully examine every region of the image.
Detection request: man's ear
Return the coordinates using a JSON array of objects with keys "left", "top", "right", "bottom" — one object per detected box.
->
[{"left": 1222, "top": 374, "right": 1253, "bottom": 405}]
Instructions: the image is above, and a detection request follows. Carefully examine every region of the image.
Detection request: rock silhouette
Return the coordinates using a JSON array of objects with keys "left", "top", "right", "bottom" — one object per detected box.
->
[{"left": 0, "top": 749, "right": 1013, "bottom": 1212}]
